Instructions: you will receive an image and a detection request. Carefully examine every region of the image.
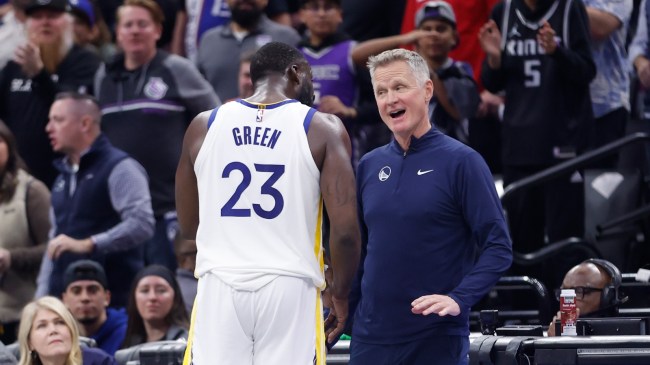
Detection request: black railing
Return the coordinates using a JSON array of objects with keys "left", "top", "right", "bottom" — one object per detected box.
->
[
  {"left": 502, "top": 132, "right": 650, "bottom": 205},
  {"left": 500, "top": 132, "right": 650, "bottom": 266}
]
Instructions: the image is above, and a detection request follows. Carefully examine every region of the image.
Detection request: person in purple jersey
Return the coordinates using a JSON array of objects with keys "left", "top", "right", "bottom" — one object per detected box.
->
[
  {"left": 297, "top": 0, "right": 383, "bottom": 167},
  {"left": 349, "top": 49, "right": 512, "bottom": 365}
]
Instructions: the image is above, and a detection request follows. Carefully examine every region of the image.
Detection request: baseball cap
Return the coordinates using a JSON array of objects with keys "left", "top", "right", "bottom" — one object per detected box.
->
[
  {"left": 62, "top": 260, "right": 108, "bottom": 290},
  {"left": 415, "top": 1, "right": 456, "bottom": 28},
  {"left": 69, "top": 0, "right": 95, "bottom": 27},
  {"left": 25, "top": 0, "right": 71, "bottom": 16}
]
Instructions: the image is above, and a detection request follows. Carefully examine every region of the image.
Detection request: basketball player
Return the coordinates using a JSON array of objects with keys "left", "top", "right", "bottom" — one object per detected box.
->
[{"left": 176, "top": 41, "right": 361, "bottom": 365}]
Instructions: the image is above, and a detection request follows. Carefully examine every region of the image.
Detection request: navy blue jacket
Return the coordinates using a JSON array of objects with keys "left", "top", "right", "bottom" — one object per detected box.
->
[
  {"left": 92, "top": 308, "right": 127, "bottom": 356},
  {"left": 82, "top": 347, "right": 117, "bottom": 365},
  {"left": 352, "top": 128, "right": 512, "bottom": 344},
  {"left": 49, "top": 135, "right": 144, "bottom": 306}
]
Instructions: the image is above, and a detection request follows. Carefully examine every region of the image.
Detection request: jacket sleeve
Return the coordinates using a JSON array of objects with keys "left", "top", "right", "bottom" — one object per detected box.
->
[
  {"left": 167, "top": 55, "right": 221, "bottom": 120},
  {"left": 90, "top": 158, "right": 155, "bottom": 253},
  {"left": 481, "top": 2, "right": 508, "bottom": 93},
  {"left": 448, "top": 151, "right": 513, "bottom": 309},
  {"left": 31, "top": 49, "right": 101, "bottom": 97},
  {"left": 550, "top": 0, "right": 596, "bottom": 85}
]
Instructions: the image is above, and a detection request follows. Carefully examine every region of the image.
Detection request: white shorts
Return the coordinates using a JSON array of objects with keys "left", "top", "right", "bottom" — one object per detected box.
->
[{"left": 183, "top": 273, "right": 326, "bottom": 365}]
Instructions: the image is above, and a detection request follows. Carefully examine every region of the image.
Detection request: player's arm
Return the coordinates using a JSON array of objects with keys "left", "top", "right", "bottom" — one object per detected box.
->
[
  {"left": 308, "top": 111, "right": 361, "bottom": 341},
  {"left": 176, "top": 111, "right": 210, "bottom": 241}
]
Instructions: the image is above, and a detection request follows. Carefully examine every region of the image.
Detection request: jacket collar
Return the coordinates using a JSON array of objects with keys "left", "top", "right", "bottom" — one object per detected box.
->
[{"left": 389, "top": 126, "right": 443, "bottom": 154}]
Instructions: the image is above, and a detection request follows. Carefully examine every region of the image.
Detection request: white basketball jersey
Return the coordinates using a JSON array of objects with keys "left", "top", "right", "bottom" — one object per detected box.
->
[{"left": 194, "top": 99, "right": 324, "bottom": 291}]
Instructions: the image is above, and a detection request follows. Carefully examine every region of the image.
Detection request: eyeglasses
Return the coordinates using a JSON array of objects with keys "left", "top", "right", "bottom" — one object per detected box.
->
[{"left": 554, "top": 286, "right": 604, "bottom": 301}]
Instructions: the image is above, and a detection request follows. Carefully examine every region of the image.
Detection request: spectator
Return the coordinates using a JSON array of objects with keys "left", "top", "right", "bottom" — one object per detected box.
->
[
  {"left": 351, "top": 1, "right": 480, "bottom": 144},
  {"left": 266, "top": 0, "right": 299, "bottom": 27},
  {"left": 629, "top": 0, "right": 650, "bottom": 167},
  {"left": 0, "top": 0, "right": 101, "bottom": 187},
  {"left": 197, "top": 0, "right": 300, "bottom": 101},
  {"left": 61, "top": 260, "right": 127, "bottom": 356},
  {"left": 0, "top": 120, "right": 50, "bottom": 345},
  {"left": 298, "top": 0, "right": 377, "bottom": 166},
  {"left": 547, "top": 258, "right": 628, "bottom": 336},
  {"left": 170, "top": 0, "right": 230, "bottom": 62},
  {"left": 36, "top": 92, "right": 154, "bottom": 308},
  {"left": 173, "top": 236, "right": 196, "bottom": 316},
  {"left": 583, "top": 0, "right": 633, "bottom": 168},
  {"left": 17, "top": 296, "right": 117, "bottom": 365},
  {"left": 478, "top": 0, "right": 595, "bottom": 274},
  {"left": 400, "top": 0, "right": 499, "bottom": 88},
  {"left": 339, "top": 0, "right": 402, "bottom": 155},
  {"left": 69, "top": 0, "right": 116, "bottom": 62},
  {"left": 121, "top": 265, "right": 189, "bottom": 348},
  {"left": 0, "top": 0, "right": 29, "bottom": 69},
  {"left": 402, "top": 0, "right": 504, "bottom": 172},
  {"left": 176, "top": 42, "right": 360, "bottom": 364},
  {"left": 94, "top": 0, "right": 220, "bottom": 272},
  {"left": 236, "top": 49, "right": 255, "bottom": 99},
  {"left": 349, "top": 48, "right": 511, "bottom": 365}
]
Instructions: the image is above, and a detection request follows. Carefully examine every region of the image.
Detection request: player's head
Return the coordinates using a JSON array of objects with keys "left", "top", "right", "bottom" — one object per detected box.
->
[{"left": 250, "top": 42, "right": 314, "bottom": 106}]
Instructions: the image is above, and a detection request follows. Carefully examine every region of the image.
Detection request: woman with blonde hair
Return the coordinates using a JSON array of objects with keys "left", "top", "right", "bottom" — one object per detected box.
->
[{"left": 17, "top": 296, "right": 116, "bottom": 365}]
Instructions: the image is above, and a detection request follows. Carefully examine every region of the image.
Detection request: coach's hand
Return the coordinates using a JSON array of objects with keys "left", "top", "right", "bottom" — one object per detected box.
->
[{"left": 411, "top": 294, "right": 461, "bottom": 316}]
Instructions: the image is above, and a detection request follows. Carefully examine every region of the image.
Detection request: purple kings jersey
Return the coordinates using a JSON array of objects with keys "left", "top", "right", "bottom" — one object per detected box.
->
[{"left": 301, "top": 40, "right": 357, "bottom": 109}]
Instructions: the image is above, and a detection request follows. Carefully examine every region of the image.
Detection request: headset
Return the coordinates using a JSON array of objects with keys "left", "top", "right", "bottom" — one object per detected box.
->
[{"left": 582, "top": 258, "right": 628, "bottom": 310}]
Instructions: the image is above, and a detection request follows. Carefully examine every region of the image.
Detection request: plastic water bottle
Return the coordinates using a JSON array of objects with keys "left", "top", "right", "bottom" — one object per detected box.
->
[{"left": 560, "top": 289, "right": 577, "bottom": 336}]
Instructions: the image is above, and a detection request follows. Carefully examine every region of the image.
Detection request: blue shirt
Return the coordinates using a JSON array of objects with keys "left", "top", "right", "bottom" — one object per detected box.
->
[
  {"left": 584, "top": 0, "right": 633, "bottom": 117},
  {"left": 92, "top": 308, "right": 128, "bottom": 356},
  {"left": 82, "top": 347, "right": 117, "bottom": 365},
  {"left": 352, "top": 128, "right": 512, "bottom": 344}
]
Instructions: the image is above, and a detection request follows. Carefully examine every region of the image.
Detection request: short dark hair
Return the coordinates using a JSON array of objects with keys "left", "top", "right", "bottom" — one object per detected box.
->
[
  {"left": 250, "top": 42, "right": 307, "bottom": 86},
  {"left": 62, "top": 260, "right": 109, "bottom": 290}
]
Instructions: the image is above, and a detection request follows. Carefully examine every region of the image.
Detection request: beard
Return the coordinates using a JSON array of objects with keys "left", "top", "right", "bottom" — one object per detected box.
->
[
  {"left": 78, "top": 315, "right": 100, "bottom": 326},
  {"left": 230, "top": 5, "right": 264, "bottom": 29},
  {"left": 296, "top": 83, "right": 315, "bottom": 107}
]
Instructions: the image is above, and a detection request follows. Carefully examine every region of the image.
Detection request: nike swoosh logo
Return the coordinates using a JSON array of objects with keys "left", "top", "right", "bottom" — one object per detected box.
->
[{"left": 417, "top": 169, "right": 434, "bottom": 175}]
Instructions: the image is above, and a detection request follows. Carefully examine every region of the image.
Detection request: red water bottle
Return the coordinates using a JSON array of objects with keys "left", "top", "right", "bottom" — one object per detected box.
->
[{"left": 560, "top": 289, "right": 577, "bottom": 336}]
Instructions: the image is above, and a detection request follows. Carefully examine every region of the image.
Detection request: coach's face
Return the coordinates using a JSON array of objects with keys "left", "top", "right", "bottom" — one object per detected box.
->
[{"left": 373, "top": 60, "right": 433, "bottom": 140}]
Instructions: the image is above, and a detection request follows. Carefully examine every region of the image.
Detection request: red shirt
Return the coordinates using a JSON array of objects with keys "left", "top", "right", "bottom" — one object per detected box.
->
[{"left": 401, "top": 0, "right": 500, "bottom": 88}]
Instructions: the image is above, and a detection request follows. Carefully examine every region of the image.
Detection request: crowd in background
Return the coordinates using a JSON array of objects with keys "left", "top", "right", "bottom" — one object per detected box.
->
[{"left": 0, "top": 0, "right": 649, "bottom": 362}]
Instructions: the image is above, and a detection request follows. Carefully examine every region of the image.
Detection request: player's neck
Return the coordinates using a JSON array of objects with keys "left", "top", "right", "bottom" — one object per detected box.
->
[{"left": 246, "top": 78, "right": 291, "bottom": 104}]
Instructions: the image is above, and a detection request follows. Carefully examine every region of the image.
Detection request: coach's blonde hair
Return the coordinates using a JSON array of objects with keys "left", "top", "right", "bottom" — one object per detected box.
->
[{"left": 367, "top": 48, "right": 431, "bottom": 88}]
